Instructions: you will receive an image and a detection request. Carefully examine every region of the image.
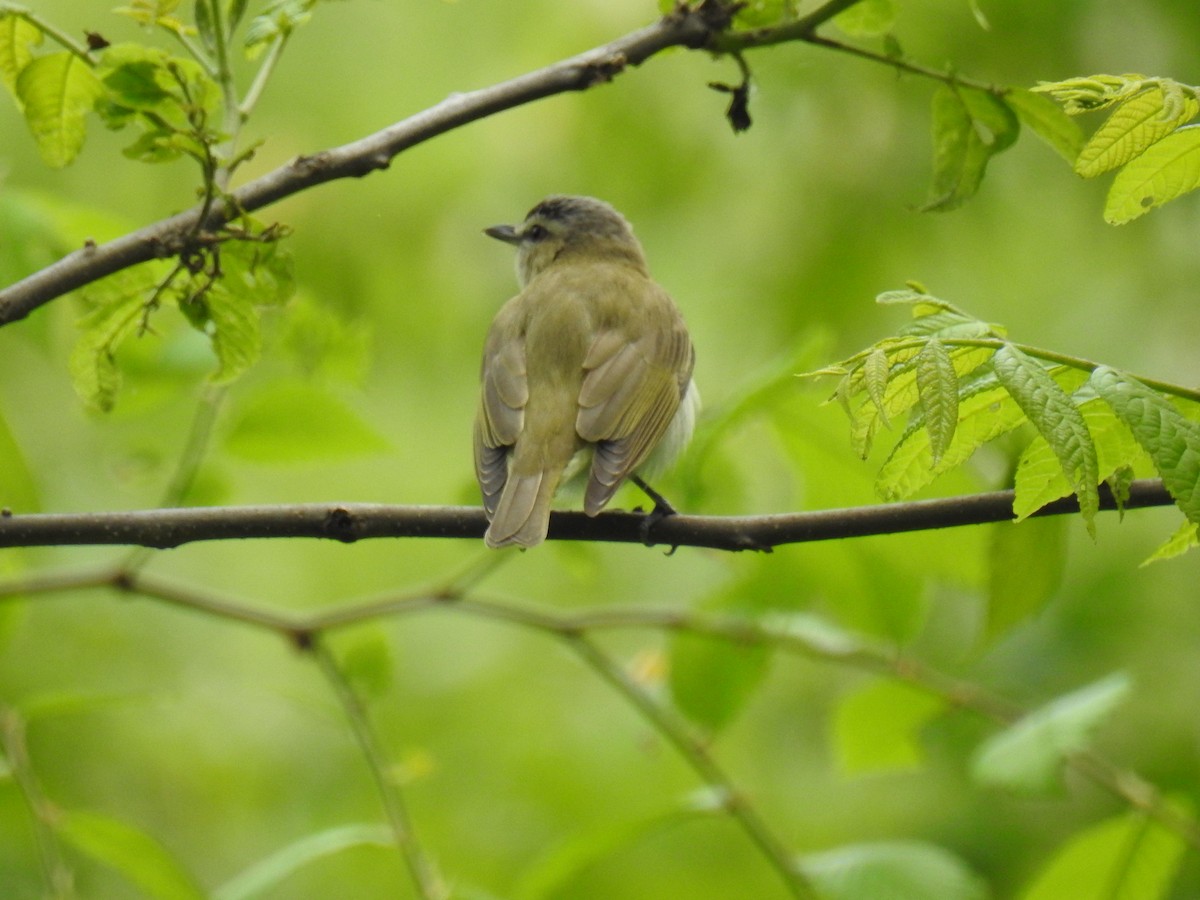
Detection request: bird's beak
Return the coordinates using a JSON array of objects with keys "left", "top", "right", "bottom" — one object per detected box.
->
[{"left": 484, "top": 224, "right": 521, "bottom": 245}]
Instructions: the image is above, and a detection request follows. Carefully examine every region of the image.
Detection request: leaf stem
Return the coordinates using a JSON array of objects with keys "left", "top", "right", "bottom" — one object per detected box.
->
[
  {"left": 311, "top": 640, "right": 448, "bottom": 900},
  {"left": 564, "top": 633, "right": 819, "bottom": 899},
  {"left": 239, "top": 32, "right": 287, "bottom": 121},
  {"left": 4, "top": 6, "right": 94, "bottom": 64}
]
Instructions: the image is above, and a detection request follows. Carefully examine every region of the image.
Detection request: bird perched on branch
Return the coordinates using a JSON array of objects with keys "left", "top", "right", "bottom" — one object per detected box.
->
[{"left": 475, "top": 195, "right": 698, "bottom": 548}]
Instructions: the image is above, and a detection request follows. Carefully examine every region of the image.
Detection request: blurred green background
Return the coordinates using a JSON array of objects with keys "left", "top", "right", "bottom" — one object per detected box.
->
[{"left": 2, "top": 1, "right": 1200, "bottom": 897}]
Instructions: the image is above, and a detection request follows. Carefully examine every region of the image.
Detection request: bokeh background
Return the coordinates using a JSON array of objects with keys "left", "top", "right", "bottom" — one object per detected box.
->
[{"left": 2, "top": 0, "right": 1200, "bottom": 897}]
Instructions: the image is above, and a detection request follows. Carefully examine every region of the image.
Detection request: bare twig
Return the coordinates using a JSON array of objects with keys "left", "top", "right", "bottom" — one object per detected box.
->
[{"left": 0, "top": 479, "right": 1177, "bottom": 552}]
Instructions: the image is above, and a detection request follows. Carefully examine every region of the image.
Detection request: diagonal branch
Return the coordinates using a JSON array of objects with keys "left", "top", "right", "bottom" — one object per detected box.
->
[
  {"left": 0, "top": 0, "right": 861, "bottom": 325},
  {"left": 0, "top": 479, "right": 1176, "bottom": 552}
]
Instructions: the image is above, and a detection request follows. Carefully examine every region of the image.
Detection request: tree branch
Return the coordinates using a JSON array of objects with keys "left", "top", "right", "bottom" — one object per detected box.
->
[
  {"left": 0, "top": 0, "right": 868, "bottom": 325},
  {"left": 0, "top": 479, "right": 1176, "bottom": 552}
]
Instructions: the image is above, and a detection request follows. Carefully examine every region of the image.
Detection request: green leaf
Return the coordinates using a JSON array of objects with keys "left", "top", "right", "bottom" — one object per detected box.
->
[
  {"left": 1077, "top": 86, "right": 1199, "bottom": 178},
  {"left": 1007, "top": 87, "right": 1086, "bottom": 162},
  {"left": 14, "top": 51, "right": 102, "bottom": 167},
  {"left": 69, "top": 293, "right": 147, "bottom": 411},
  {"left": 669, "top": 632, "right": 769, "bottom": 734},
  {"left": 985, "top": 517, "right": 1066, "bottom": 639},
  {"left": 213, "top": 824, "right": 393, "bottom": 900},
  {"left": 244, "top": 0, "right": 316, "bottom": 56},
  {"left": 0, "top": 402, "right": 40, "bottom": 513},
  {"left": 1142, "top": 519, "right": 1199, "bottom": 565},
  {"left": 799, "top": 841, "right": 988, "bottom": 900},
  {"left": 223, "top": 383, "right": 389, "bottom": 462},
  {"left": 1104, "top": 125, "right": 1200, "bottom": 224},
  {"left": 338, "top": 629, "right": 393, "bottom": 698},
  {"left": 833, "top": 0, "right": 896, "bottom": 37},
  {"left": 57, "top": 809, "right": 206, "bottom": 900},
  {"left": 993, "top": 344, "right": 1099, "bottom": 534},
  {"left": 513, "top": 795, "right": 719, "bottom": 900},
  {"left": 0, "top": 12, "right": 42, "bottom": 94},
  {"left": 730, "top": 0, "right": 800, "bottom": 28},
  {"left": 924, "top": 87, "right": 1017, "bottom": 211},
  {"left": 1013, "top": 391, "right": 1148, "bottom": 520},
  {"left": 203, "top": 285, "right": 262, "bottom": 383},
  {"left": 97, "top": 45, "right": 176, "bottom": 111},
  {"left": 915, "top": 339, "right": 958, "bottom": 462},
  {"left": 877, "top": 379, "right": 1026, "bottom": 501},
  {"left": 971, "top": 673, "right": 1131, "bottom": 795},
  {"left": 1090, "top": 367, "right": 1200, "bottom": 524},
  {"left": 833, "top": 680, "right": 944, "bottom": 775},
  {"left": 863, "top": 347, "right": 890, "bottom": 427},
  {"left": 1020, "top": 804, "right": 1188, "bottom": 900}
]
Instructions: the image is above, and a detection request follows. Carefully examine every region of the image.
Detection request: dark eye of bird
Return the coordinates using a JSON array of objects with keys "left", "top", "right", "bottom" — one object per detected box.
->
[{"left": 524, "top": 224, "right": 549, "bottom": 242}]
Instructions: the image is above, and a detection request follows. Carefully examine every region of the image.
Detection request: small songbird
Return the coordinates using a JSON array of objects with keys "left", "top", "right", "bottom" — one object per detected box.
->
[{"left": 475, "top": 195, "right": 698, "bottom": 549}]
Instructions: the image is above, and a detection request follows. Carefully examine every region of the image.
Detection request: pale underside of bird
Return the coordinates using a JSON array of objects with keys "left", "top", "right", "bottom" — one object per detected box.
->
[{"left": 474, "top": 195, "right": 698, "bottom": 549}]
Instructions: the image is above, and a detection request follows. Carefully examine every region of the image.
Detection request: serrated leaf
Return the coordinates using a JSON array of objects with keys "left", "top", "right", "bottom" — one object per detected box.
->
[
  {"left": 993, "top": 344, "right": 1099, "bottom": 534},
  {"left": 834, "top": 680, "right": 944, "bottom": 775},
  {"left": 877, "top": 376, "right": 1024, "bottom": 501},
  {"left": 1014, "top": 392, "right": 1147, "bottom": 520},
  {"left": 15, "top": 52, "right": 102, "bottom": 168},
  {"left": 1007, "top": 87, "right": 1086, "bottom": 162},
  {"left": 57, "top": 809, "right": 206, "bottom": 900},
  {"left": 1020, "top": 804, "right": 1188, "bottom": 900},
  {"left": 799, "top": 841, "right": 988, "bottom": 900},
  {"left": 1032, "top": 73, "right": 1151, "bottom": 115},
  {"left": 1142, "top": 519, "right": 1200, "bottom": 565},
  {"left": 971, "top": 673, "right": 1131, "bottom": 795},
  {"left": 863, "top": 347, "right": 890, "bottom": 426},
  {"left": 915, "top": 339, "right": 958, "bottom": 461},
  {"left": 1104, "top": 125, "right": 1200, "bottom": 224},
  {"left": 223, "top": 383, "right": 389, "bottom": 462},
  {"left": 69, "top": 293, "right": 147, "bottom": 411},
  {"left": 213, "top": 824, "right": 392, "bottom": 900},
  {"left": 0, "top": 13, "right": 43, "bottom": 95},
  {"left": 669, "top": 632, "right": 769, "bottom": 734},
  {"left": 1077, "top": 87, "right": 1199, "bottom": 178},
  {"left": 1091, "top": 367, "right": 1200, "bottom": 523},
  {"left": 986, "top": 517, "right": 1066, "bottom": 639},
  {"left": 833, "top": 0, "right": 895, "bottom": 37},
  {"left": 203, "top": 286, "right": 261, "bottom": 383}
]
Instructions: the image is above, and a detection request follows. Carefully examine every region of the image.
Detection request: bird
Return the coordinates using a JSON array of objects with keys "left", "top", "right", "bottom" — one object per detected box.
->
[{"left": 474, "top": 195, "right": 698, "bottom": 549}]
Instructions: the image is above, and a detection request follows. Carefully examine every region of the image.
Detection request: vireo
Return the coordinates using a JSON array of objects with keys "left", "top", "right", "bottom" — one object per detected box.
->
[{"left": 475, "top": 195, "right": 698, "bottom": 548}]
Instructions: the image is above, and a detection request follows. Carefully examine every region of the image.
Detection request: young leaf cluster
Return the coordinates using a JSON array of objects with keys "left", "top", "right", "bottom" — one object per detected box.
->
[
  {"left": 0, "top": 2, "right": 330, "bottom": 408},
  {"left": 808, "top": 288, "right": 1200, "bottom": 557},
  {"left": 1033, "top": 74, "right": 1200, "bottom": 223}
]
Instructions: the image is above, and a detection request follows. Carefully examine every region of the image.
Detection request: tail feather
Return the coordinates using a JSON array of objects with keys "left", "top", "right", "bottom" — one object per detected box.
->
[{"left": 485, "top": 470, "right": 561, "bottom": 548}]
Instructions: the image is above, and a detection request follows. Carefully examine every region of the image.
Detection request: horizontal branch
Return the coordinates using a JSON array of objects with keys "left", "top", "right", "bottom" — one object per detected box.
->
[
  {"left": 0, "top": 0, "right": 858, "bottom": 325},
  {"left": 0, "top": 479, "right": 1175, "bottom": 552}
]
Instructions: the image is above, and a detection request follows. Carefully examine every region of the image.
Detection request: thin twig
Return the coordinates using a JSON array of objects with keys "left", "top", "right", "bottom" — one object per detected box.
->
[
  {"left": 310, "top": 640, "right": 448, "bottom": 900},
  {"left": 565, "top": 633, "right": 818, "bottom": 899}
]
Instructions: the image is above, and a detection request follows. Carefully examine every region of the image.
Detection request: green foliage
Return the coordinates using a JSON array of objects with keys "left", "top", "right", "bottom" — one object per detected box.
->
[
  {"left": 809, "top": 288, "right": 1200, "bottom": 555},
  {"left": 971, "top": 673, "right": 1131, "bottom": 794},
  {"left": 222, "top": 382, "right": 388, "bottom": 461},
  {"left": 798, "top": 841, "right": 989, "bottom": 900},
  {"left": 56, "top": 809, "right": 206, "bottom": 900},
  {"left": 1020, "top": 805, "right": 1188, "bottom": 900},
  {"left": 833, "top": 679, "right": 944, "bottom": 775},
  {"left": 14, "top": 52, "right": 101, "bottom": 167},
  {"left": 1034, "top": 74, "right": 1200, "bottom": 223},
  {"left": 669, "top": 630, "right": 770, "bottom": 734},
  {"left": 923, "top": 85, "right": 1019, "bottom": 211},
  {"left": 212, "top": 824, "right": 394, "bottom": 900},
  {"left": 832, "top": 0, "right": 896, "bottom": 38},
  {"left": 986, "top": 517, "right": 1066, "bottom": 638}
]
